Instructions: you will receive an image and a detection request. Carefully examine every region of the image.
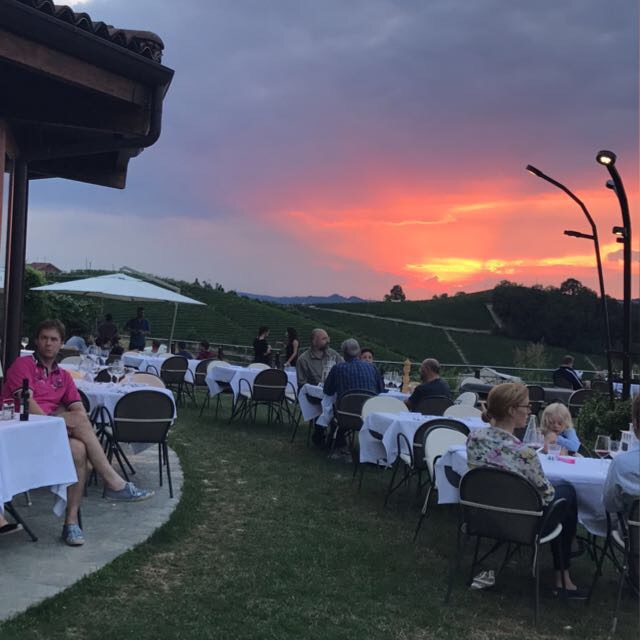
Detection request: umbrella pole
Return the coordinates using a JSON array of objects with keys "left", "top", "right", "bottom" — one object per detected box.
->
[{"left": 169, "top": 302, "right": 178, "bottom": 351}]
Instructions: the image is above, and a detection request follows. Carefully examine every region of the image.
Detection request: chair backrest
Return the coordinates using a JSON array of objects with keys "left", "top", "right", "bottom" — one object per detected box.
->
[
  {"left": 112, "top": 390, "right": 174, "bottom": 443},
  {"left": 160, "top": 356, "right": 189, "bottom": 384},
  {"left": 444, "top": 404, "right": 482, "bottom": 418},
  {"left": 195, "top": 358, "right": 215, "bottom": 386},
  {"left": 552, "top": 370, "right": 574, "bottom": 389},
  {"left": 591, "top": 380, "right": 609, "bottom": 394},
  {"left": 131, "top": 372, "right": 166, "bottom": 388},
  {"left": 568, "top": 389, "right": 595, "bottom": 417},
  {"left": 526, "top": 385, "right": 545, "bottom": 402},
  {"left": 455, "top": 391, "right": 478, "bottom": 406},
  {"left": 106, "top": 354, "right": 122, "bottom": 365},
  {"left": 459, "top": 466, "right": 545, "bottom": 546},
  {"left": 248, "top": 362, "right": 270, "bottom": 370},
  {"left": 335, "top": 390, "right": 376, "bottom": 432},
  {"left": 626, "top": 499, "right": 640, "bottom": 588},
  {"left": 414, "top": 395, "right": 453, "bottom": 416},
  {"left": 251, "top": 368, "right": 287, "bottom": 402},
  {"left": 61, "top": 355, "right": 82, "bottom": 365},
  {"left": 361, "top": 395, "right": 408, "bottom": 420},
  {"left": 421, "top": 420, "right": 469, "bottom": 476},
  {"left": 77, "top": 389, "right": 91, "bottom": 414}
]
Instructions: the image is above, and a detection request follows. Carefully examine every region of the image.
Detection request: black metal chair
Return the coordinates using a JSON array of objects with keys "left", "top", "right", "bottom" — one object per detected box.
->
[
  {"left": 526, "top": 384, "right": 546, "bottom": 416},
  {"left": 589, "top": 499, "right": 639, "bottom": 636},
  {"left": 568, "top": 388, "right": 595, "bottom": 418},
  {"left": 328, "top": 390, "right": 376, "bottom": 472},
  {"left": 109, "top": 390, "right": 175, "bottom": 497},
  {"left": 444, "top": 467, "right": 566, "bottom": 628},
  {"left": 185, "top": 357, "right": 214, "bottom": 407},
  {"left": 234, "top": 368, "right": 289, "bottom": 424},
  {"left": 200, "top": 361, "right": 234, "bottom": 419},
  {"left": 411, "top": 419, "right": 469, "bottom": 538},
  {"left": 591, "top": 380, "right": 609, "bottom": 394},
  {"left": 413, "top": 395, "right": 453, "bottom": 416},
  {"left": 157, "top": 356, "right": 189, "bottom": 406}
]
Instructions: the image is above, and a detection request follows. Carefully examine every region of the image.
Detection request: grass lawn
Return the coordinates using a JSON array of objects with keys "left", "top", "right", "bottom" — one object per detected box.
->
[{"left": 1, "top": 400, "right": 636, "bottom": 640}]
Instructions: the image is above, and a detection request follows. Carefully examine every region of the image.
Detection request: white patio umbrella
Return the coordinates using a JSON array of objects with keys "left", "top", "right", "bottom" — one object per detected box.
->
[{"left": 31, "top": 272, "right": 205, "bottom": 346}]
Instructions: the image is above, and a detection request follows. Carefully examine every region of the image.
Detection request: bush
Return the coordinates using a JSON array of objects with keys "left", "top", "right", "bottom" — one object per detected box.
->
[{"left": 575, "top": 395, "right": 632, "bottom": 446}]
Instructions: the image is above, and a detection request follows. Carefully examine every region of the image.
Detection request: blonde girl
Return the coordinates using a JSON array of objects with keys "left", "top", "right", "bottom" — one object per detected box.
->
[{"left": 540, "top": 402, "right": 581, "bottom": 454}]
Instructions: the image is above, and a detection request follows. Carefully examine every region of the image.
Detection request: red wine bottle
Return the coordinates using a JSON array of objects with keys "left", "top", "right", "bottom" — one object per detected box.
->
[{"left": 20, "top": 378, "right": 29, "bottom": 421}]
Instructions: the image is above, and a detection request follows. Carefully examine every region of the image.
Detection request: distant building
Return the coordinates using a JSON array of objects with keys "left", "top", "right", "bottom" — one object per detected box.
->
[{"left": 28, "top": 262, "right": 62, "bottom": 275}]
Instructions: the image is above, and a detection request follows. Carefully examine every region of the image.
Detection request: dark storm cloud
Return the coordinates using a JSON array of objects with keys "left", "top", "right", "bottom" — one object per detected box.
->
[{"left": 32, "top": 0, "right": 637, "bottom": 218}]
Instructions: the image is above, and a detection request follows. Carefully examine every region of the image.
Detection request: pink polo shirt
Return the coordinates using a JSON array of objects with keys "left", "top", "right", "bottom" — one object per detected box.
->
[{"left": 3, "top": 355, "right": 82, "bottom": 416}]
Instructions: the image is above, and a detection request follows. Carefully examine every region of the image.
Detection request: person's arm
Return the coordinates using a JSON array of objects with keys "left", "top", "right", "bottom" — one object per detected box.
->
[
  {"left": 557, "top": 428, "right": 581, "bottom": 453},
  {"left": 296, "top": 359, "right": 308, "bottom": 388},
  {"left": 603, "top": 461, "right": 624, "bottom": 514},
  {"left": 142, "top": 320, "right": 151, "bottom": 336}
]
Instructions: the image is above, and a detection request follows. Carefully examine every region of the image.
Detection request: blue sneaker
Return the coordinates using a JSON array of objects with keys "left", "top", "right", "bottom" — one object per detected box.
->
[
  {"left": 61, "top": 523, "right": 85, "bottom": 546},
  {"left": 104, "top": 482, "right": 154, "bottom": 502}
]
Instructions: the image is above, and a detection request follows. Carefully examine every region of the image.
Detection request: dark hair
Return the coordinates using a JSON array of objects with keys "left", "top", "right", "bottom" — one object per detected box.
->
[
  {"left": 561, "top": 355, "right": 574, "bottom": 366},
  {"left": 152, "top": 339, "right": 161, "bottom": 348},
  {"left": 361, "top": 347, "right": 374, "bottom": 357},
  {"left": 200, "top": 340, "right": 210, "bottom": 349},
  {"left": 137, "top": 307, "right": 144, "bottom": 313},
  {"left": 36, "top": 319, "right": 66, "bottom": 341},
  {"left": 258, "top": 326, "right": 269, "bottom": 337},
  {"left": 286, "top": 327, "right": 298, "bottom": 341},
  {"left": 178, "top": 341, "right": 187, "bottom": 349},
  {"left": 95, "top": 337, "right": 106, "bottom": 348},
  {"left": 105, "top": 313, "right": 113, "bottom": 322}
]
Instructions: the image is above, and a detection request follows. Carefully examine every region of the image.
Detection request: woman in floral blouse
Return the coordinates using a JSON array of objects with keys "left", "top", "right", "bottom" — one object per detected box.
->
[{"left": 467, "top": 383, "right": 585, "bottom": 598}]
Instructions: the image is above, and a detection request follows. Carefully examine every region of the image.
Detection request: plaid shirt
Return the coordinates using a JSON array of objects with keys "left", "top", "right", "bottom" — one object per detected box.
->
[{"left": 323, "top": 359, "right": 384, "bottom": 399}]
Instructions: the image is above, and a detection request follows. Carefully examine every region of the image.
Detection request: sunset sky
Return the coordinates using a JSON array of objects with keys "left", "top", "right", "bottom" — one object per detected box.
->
[{"left": 27, "top": 0, "right": 638, "bottom": 299}]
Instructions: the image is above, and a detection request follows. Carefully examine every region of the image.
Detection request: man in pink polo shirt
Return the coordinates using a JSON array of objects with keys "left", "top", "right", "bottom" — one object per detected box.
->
[{"left": 4, "top": 319, "right": 154, "bottom": 546}]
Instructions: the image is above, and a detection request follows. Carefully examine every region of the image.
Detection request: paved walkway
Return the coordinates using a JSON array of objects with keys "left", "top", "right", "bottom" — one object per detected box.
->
[{"left": 0, "top": 446, "right": 183, "bottom": 621}]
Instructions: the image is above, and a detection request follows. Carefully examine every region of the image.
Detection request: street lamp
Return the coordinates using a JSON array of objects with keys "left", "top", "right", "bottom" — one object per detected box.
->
[
  {"left": 596, "top": 150, "right": 633, "bottom": 400},
  {"left": 526, "top": 164, "right": 614, "bottom": 399}
]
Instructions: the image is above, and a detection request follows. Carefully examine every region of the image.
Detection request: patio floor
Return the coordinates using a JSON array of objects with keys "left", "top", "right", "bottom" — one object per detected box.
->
[{"left": 0, "top": 446, "right": 182, "bottom": 621}]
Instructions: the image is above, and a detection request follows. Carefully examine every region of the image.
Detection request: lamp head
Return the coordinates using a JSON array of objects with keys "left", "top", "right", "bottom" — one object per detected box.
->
[
  {"left": 596, "top": 150, "right": 617, "bottom": 166},
  {"left": 525, "top": 164, "right": 544, "bottom": 178}
]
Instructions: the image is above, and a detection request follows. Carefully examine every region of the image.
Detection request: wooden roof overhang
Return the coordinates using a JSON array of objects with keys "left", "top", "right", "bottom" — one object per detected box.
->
[{"left": 0, "top": 0, "right": 174, "bottom": 188}]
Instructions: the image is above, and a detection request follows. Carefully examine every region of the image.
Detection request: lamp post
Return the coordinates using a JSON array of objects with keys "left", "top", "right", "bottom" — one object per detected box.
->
[
  {"left": 596, "top": 150, "right": 632, "bottom": 400},
  {"left": 526, "top": 164, "right": 614, "bottom": 400}
]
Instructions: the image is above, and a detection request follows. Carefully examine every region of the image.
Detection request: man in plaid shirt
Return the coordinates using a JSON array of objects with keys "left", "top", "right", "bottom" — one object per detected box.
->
[{"left": 323, "top": 339, "right": 384, "bottom": 399}]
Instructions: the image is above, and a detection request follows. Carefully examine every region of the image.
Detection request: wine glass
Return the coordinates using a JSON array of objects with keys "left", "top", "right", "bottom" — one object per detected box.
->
[
  {"left": 383, "top": 371, "right": 391, "bottom": 388},
  {"left": 20, "top": 336, "right": 29, "bottom": 350},
  {"left": 594, "top": 435, "right": 611, "bottom": 460}
]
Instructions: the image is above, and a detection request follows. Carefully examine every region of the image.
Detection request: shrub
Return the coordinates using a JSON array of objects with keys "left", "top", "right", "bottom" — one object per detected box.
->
[{"left": 575, "top": 394, "right": 632, "bottom": 446}]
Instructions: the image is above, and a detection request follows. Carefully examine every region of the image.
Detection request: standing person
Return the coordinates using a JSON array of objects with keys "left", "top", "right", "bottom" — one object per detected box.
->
[
  {"left": 3, "top": 319, "right": 154, "bottom": 546},
  {"left": 124, "top": 307, "right": 150, "bottom": 351},
  {"left": 253, "top": 326, "right": 272, "bottom": 365},
  {"left": 296, "top": 328, "right": 343, "bottom": 387},
  {"left": 97, "top": 313, "right": 118, "bottom": 343},
  {"left": 283, "top": 327, "right": 300, "bottom": 368},
  {"left": 553, "top": 355, "right": 584, "bottom": 390}
]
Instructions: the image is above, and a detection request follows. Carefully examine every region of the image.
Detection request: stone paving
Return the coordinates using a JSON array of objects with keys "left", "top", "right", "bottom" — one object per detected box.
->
[{"left": 0, "top": 446, "right": 182, "bottom": 621}]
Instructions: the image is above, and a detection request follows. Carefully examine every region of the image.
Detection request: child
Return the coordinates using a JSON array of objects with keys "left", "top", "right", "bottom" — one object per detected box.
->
[{"left": 540, "top": 402, "right": 581, "bottom": 454}]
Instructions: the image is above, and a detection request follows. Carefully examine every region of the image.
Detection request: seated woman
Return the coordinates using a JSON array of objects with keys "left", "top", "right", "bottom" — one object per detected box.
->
[
  {"left": 467, "top": 382, "right": 586, "bottom": 597},
  {"left": 540, "top": 402, "right": 581, "bottom": 455}
]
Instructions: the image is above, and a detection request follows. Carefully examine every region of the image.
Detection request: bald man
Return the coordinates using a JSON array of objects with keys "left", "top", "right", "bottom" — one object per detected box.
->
[
  {"left": 295, "top": 328, "right": 343, "bottom": 388},
  {"left": 405, "top": 358, "right": 452, "bottom": 411}
]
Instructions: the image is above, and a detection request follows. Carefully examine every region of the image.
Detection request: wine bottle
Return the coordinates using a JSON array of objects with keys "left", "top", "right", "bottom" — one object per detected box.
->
[{"left": 20, "top": 378, "right": 29, "bottom": 421}]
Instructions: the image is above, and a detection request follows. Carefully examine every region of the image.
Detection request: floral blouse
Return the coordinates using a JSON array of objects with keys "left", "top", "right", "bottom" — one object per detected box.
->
[{"left": 467, "top": 426, "right": 555, "bottom": 505}]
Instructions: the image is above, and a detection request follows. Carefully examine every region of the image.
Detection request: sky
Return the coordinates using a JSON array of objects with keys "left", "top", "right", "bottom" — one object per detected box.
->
[{"left": 26, "top": 0, "right": 639, "bottom": 299}]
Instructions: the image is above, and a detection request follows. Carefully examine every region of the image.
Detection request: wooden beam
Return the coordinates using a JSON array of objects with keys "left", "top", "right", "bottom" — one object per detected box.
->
[{"left": 0, "top": 28, "right": 149, "bottom": 106}]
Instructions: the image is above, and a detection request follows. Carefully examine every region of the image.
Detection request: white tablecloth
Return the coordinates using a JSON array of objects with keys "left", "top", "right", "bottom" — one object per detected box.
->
[
  {"left": 135, "top": 356, "right": 200, "bottom": 382},
  {"left": 359, "top": 412, "right": 484, "bottom": 466},
  {"left": 75, "top": 381, "right": 177, "bottom": 421},
  {"left": 206, "top": 365, "right": 297, "bottom": 401},
  {"left": 613, "top": 382, "right": 640, "bottom": 398},
  {"left": 0, "top": 415, "right": 77, "bottom": 517},
  {"left": 298, "top": 384, "right": 409, "bottom": 426},
  {"left": 434, "top": 445, "right": 610, "bottom": 536}
]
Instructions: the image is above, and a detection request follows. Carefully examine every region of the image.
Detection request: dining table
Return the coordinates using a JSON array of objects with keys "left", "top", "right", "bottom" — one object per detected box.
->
[
  {"left": 205, "top": 364, "right": 297, "bottom": 402},
  {"left": 434, "top": 445, "right": 611, "bottom": 536},
  {"left": 0, "top": 414, "right": 77, "bottom": 519}
]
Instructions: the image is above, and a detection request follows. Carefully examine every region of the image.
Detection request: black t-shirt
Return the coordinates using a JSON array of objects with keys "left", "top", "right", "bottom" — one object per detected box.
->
[
  {"left": 407, "top": 378, "right": 452, "bottom": 410},
  {"left": 253, "top": 338, "right": 271, "bottom": 364}
]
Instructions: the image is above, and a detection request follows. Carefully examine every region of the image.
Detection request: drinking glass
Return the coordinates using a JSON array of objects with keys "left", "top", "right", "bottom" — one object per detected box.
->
[
  {"left": 547, "top": 443, "right": 562, "bottom": 460},
  {"left": 594, "top": 435, "right": 611, "bottom": 460},
  {"left": 383, "top": 371, "right": 391, "bottom": 388},
  {"left": 608, "top": 440, "right": 621, "bottom": 459},
  {"left": 20, "top": 336, "right": 29, "bottom": 349}
]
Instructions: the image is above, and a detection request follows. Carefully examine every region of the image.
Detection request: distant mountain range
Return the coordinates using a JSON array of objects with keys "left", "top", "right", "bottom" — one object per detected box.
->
[{"left": 237, "top": 292, "right": 370, "bottom": 305}]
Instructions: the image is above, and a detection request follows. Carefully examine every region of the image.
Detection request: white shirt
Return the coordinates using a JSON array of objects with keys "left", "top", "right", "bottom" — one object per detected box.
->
[{"left": 603, "top": 442, "right": 640, "bottom": 514}]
